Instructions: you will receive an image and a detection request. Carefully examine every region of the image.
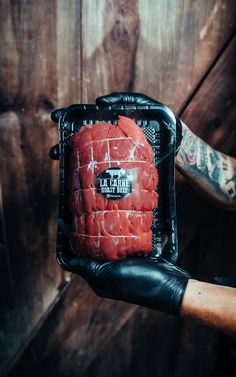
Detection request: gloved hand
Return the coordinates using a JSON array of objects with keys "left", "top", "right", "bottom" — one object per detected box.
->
[
  {"left": 59, "top": 251, "right": 190, "bottom": 315},
  {"left": 49, "top": 92, "right": 182, "bottom": 159}
]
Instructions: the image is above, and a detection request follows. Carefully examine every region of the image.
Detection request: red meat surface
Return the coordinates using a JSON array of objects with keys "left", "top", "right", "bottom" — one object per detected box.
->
[{"left": 69, "top": 115, "right": 159, "bottom": 260}]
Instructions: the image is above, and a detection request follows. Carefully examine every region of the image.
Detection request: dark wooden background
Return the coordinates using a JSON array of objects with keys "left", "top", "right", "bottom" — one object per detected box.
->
[{"left": 1, "top": 1, "right": 236, "bottom": 376}]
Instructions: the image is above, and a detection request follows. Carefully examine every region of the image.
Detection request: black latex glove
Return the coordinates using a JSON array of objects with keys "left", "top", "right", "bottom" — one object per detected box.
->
[
  {"left": 49, "top": 92, "right": 182, "bottom": 159},
  {"left": 58, "top": 246, "right": 190, "bottom": 315}
]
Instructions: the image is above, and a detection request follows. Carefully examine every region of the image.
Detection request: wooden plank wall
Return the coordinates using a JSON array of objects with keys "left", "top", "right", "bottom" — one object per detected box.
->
[{"left": 0, "top": 1, "right": 236, "bottom": 376}]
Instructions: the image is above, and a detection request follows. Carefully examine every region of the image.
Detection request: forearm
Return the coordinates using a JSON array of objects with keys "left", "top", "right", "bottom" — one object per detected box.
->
[
  {"left": 180, "top": 279, "right": 236, "bottom": 336},
  {"left": 176, "top": 121, "right": 236, "bottom": 209}
]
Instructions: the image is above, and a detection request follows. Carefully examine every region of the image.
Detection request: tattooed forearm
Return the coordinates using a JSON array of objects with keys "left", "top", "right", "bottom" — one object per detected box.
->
[{"left": 176, "top": 121, "right": 236, "bottom": 209}]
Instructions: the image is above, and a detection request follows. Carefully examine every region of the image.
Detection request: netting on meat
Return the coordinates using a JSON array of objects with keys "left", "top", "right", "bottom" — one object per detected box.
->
[{"left": 68, "top": 116, "right": 159, "bottom": 260}]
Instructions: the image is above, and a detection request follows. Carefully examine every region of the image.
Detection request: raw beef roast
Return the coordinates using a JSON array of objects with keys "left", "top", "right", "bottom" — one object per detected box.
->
[{"left": 69, "top": 115, "right": 159, "bottom": 260}]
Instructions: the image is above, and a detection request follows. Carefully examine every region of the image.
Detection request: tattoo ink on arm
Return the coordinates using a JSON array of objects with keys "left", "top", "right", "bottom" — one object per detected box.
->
[{"left": 176, "top": 121, "right": 236, "bottom": 209}]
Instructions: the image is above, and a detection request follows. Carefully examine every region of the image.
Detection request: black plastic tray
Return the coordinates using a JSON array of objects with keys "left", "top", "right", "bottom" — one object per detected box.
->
[{"left": 56, "top": 103, "right": 178, "bottom": 264}]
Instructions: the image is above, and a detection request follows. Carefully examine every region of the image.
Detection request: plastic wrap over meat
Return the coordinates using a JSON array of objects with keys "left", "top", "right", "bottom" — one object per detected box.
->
[
  {"left": 56, "top": 104, "right": 178, "bottom": 264},
  {"left": 69, "top": 116, "right": 159, "bottom": 260}
]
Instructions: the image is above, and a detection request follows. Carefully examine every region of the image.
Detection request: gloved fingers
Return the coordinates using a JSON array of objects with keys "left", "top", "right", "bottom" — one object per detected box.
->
[
  {"left": 56, "top": 244, "right": 106, "bottom": 279},
  {"left": 214, "top": 276, "right": 236, "bottom": 288},
  {"left": 56, "top": 251, "right": 96, "bottom": 278},
  {"left": 96, "top": 92, "right": 161, "bottom": 106},
  {"left": 49, "top": 108, "right": 64, "bottom": 160},
  {"left": 66, "top": 256, "right": 113, "bottom": 283},
  {"left": 66, "top": 256, "right": 97, "bottom": 277},
  {"left": 49, "top": 144, "right": 59, "bottom": 160},
  {"left": 51, "top": 107, "right": 65, "bottom": 122}
]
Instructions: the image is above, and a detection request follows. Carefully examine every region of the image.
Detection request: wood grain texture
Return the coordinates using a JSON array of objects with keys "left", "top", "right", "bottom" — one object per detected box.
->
[
  {"left": 81, "top": 0, "right": 236, "bottom": 107},
  {"left": 7, "top": 277, "right": 137, "bottom": 377},
  {"left": 81, "top": 0, "right": 140, "bottom": 102},
  {"left": 181, "top": 35, "right": 236, "bottom": 154},
  {"left": 0, "top": 0, "right": 57, "bottom": 108},
  {"left": 79, "top": 0, "right": 236, "bottom": 106},
  {"left": 1, "top": 0, "right": 236, "bottom": 376},
  {"left": 56, "top": 0, "right": 82, "bottom": 106},
  {"left": 0, "top": 110, "right": 61, "bottom": 374},
  {"left": 0, "top": 0, "right": 62, "bottom": 374},
  {"left": 84, "top": 309, "right": 219, "bottom": 377},
  {"left": 135, "top": 0, "right": 236, "bottom": 112}
]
